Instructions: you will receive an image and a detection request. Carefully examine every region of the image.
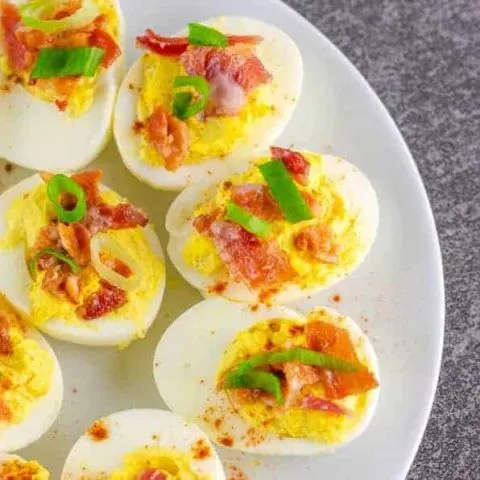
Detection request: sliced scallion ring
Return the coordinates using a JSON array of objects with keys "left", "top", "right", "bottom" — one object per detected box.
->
[
  {"left": 171, "top": 75, "right": 210, "bottom": 120},
  {"left": 47, "top": 174, "right": 87, "bottom": 223},
  {"left": 19, "top": 0, "right": 100, "bottom": 34},
  {"left": 188, "top": 22, "right": 228, "bottom": 47},
  {"left": 91, "top": 235, "right": 142, "bottom": 291}
]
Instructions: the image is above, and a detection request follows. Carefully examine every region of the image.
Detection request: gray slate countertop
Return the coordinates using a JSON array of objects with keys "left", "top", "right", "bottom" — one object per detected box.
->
[{"left": 283, "top": 0, "right": 479, "bottom": 478}]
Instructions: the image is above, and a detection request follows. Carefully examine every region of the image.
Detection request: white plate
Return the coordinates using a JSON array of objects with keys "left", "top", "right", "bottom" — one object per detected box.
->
[{"left": 0, "top": 0, "right": 444, "bottom": 478}]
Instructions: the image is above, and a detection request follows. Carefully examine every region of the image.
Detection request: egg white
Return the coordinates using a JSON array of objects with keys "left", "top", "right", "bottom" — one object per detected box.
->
[
  {"left": 114, "top": 16, "right": 304, "bottom": 191},
  {"left": 0, "top": 325, "right": 63, "bottom": 452},
  {"left": 166, "top": 152, "right": 379, "bottom": 303},
  {"left": 0, "top": 0, "right": 125, "bottom": 172},
  {"left": 61, "top": 409, "right": 225, "bottom": 479},
  {"left": 153, "top": 299, "right": 379, "bottom": 455},
  {"left": 0, "top": 175, "right": 166, "bottom": 347}
]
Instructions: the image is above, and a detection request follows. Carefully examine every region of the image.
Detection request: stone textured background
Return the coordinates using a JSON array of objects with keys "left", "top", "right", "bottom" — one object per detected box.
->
[{"left": 282, "top": 0, "right": 479, "bottom": 478}]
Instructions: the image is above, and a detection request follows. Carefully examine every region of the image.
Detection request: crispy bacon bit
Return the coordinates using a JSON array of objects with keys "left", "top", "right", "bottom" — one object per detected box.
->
[
  {"left": 89, "top": 29, "right": 121, "bottom": 67},
  {"left": 99, "top": 251, "right": 133, "bottom": 278},
  {"left": 145, "top": 106, "right": 190, "bottom": 171},
  {"left": 0, "top": 313, "right": 13, "bottom": 356},
  {"left": 137, "top": 470, "right": 167, "bottom": 480},
  {"left": 55, "top": 99, "right": 68, "bottom": 111},
  {"left": 209, "top": 221, "right": 295, "bottom": 290},
  {"left": 87, "top": 419, "right": 109, "bottom": 441},
  {"left": 78, "top": 281, "right": 127, "bottom": 320},
  {"left": 181, "top": 46, "right": 272, "bottom": 92},
  {"left": 301, "top": 395, "right": 349, "bottom": 415},
  {"left": 1, "top": 2, "right": 30, "bottom": 71},
  {"left": 293, "top": 224, "right": 340, "bottom": 264},
  {"left": 192, "top": 210, "right": 220, "bottom": 236},
  {"left": 136, "top": 29, "right": 263, "bottom": 57},
  {"left": 271, "top": 147, "right": 310, "bottom": 185},
  {"left": 42, "top": 264, "right": 80, "bottom": 303},
  {"left": 231, "top": 184, "right": 283, "bottom": 221},
  {"left": 31, "top": 223, "right": 61, "bottom": 254},
  {"left": 71, "top": 170, "right": 103, "bottom": 206},
  {"left": 306, "top": 321, "right": 378, "bottom": 399},
  {"left": 85, "top": 203, "right": 149, "bottom": 236},
  {"left": 58, "top": 223, "right": 91, "bottom": 266},
  {"left": 302, "top": 191, "right": 323, "bottom": 218},
  {"left": 282, "top": 362, "right": 322, "bottom": 407}
]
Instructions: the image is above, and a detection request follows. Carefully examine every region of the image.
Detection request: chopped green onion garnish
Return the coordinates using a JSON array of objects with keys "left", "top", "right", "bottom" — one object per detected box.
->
[
  {"left": 225, "top": 202, "right": 272, "bottom": 238},
  {"left": 172, "top": 75, "right": 210, "bottom": 120},
  {"left": 31, "top": 47, "right": 105, "bottom": 79},
  {"left": 20, "top": 0, "right": 100, "bottom": 34},
  {"left": 223, "top": 370, "right": 284, "bottom": 405},
  {"left": 233, "top": 348, "right": 359, "bottom": 374},
  {"left": 28, "top": 247, "right": 81, "bottom": 278},
  {"left": 47, "top": 174, "right": 87, "bottom": 224},
  {"left": 259, "top": 160, "right": 313, "bottom": 223},
  {"left": 188, "top": 22, "right": 228, "bottom": 47}
]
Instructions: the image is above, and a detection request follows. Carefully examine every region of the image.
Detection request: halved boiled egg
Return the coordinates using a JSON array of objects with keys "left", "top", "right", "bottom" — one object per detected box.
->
[
  {"left": 154, "top": 299, "right": 379, "bottom": 455},
  {"left": 0, "top": 0, "right": 125, "bottom": 171},
  {"left": 0, "top": 171, "right": 165, "bottom": 347},
  {"left": 167, "top": 148, "right": 379, "bottom": 303},
  {"left": 0, "top": 453, "right": 50, "bottom": 478},
  {"left": 114, "top": 17, "right": 303, "bottom": 190},
  {"left": 0, "top": 294, "right": 63, "bottom": 452},
  {"left": 61, "top": 409, "right": 225, "bottom": 479}
]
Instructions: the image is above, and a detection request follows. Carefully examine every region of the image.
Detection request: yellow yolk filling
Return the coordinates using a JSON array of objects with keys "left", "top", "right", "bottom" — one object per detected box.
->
[
  {"left": 0, "top": 458, "right": 49, "bottom": 479},
  {"left": 0, "top": 0, "right": 120, "bottom": 117},
  {"left": 216, "top": 313, "right": 373, "bottom": 444},
  {"left": 110, "top": 446, "right": 208, "bottom": 480},
  {"left": 0, "top": 184, "right": 164, "bottom": 341},
  {"left": 0, "top": 295, "right": 54, "bottom": 427},
  {"left": 182, "top": 152, "right": 363, "bottom": 288},
  {"left": 137, "top": 53, "right": 274, "bottom": 167}
]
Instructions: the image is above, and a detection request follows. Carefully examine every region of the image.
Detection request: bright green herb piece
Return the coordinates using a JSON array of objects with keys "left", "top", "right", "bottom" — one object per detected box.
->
[
  {"left": 188, "top": 22, "right": 228, "bottom": 47},
  {"left": 259, "top": 160, "right": 313, "bottom": 223},
  {"left": 225, "top": 202, "right": 272, "bottom": 238},
  {"left": 172, "top": 75, "right": 210, "bottom": 119},
  {"left": 47, "top": 174, "right": 87, "bottom": 223},
  {"left": 28, "top": 247, "right": 81, "bottom": 277}
]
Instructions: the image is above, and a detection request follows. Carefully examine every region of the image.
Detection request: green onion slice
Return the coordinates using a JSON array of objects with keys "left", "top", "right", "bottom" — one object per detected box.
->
[
  {"left": 188, "top": 22, "right": 228, "bottom": 47},
  {"left": 259, "top": 160, "right": 313, "bottom": 223},
  {"left": 31, "top": 47, "right": 105, "bottom": 79},
  {"left": 28, "top": 247, "right": 81, "bottom": 277},
  {"left": 47, "top": 174, "right": 87, "bottom": 223},
  {"left": 223, "top": 370, "right": 284, "bottom": 405},
  {"left": 172, "top": 75, "right": 210, "bottom": 120},
  {"left": 234, "top": 348, "right": 359, "bottom": 374},
  {"left": 225, "top": 202, "right": 272, "bottom": 238},
  {"left": 20, "top": 0, "right": 100, "bottom": 34}
]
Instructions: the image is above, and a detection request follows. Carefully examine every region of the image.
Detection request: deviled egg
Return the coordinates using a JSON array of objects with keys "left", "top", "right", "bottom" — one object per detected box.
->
[
  {"left": 0, "top": 171, "right": 165, "bottom": 347},
  {"left": 154, "top": 299, "right": 379, "bottom": 455},
  {"left": 0, "top": 0, "right": 124, "bottom": 171},
  {"left": 62, "top": 409, "right": 225, "bottom": 479},
  {"left": 0, "top": 453, "right": 49, "bottom": 478},
  {"left": 167, "top": 147, "right": 379, "bottom": 303},
  {"left": 0, "top": 294, "right": 63, "bottom": 452},
  {"left": 114, "top": 17, "right": 303, "bottom": 190}
]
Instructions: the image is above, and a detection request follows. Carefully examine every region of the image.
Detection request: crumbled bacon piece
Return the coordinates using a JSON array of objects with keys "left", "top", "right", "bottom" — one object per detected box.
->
[
  {"left": 181, "top": 46, "right": 272, "bottom": 92},
  {"left": 271, "top": 147, "right": 310, "bottom": 185},
  {"left": 209, "top": 221, "right": 295, "bottom": 289},
  {"left": 99, "top": 252, "right": 133, "bottom": 278},
  {"left": 31, "top": 223, "right": 61, "bottom": 253},
  {"left": 192, "top": 210, "right": 220, "bottom": 236},
  {"left": 306, "top": 321, "right": 378, "bottom": 399},
  {"left": 293, "top": 224, "right": 340, "bottom": 264},
  {"left": 0, "top": 398, "right": 12, "bottom": 422},
  {"left": 85, "top": 203, "right": 149, "bottom": 235},
  {"left": 71, "top": 170, "right": 103, "bottom": 206},
  {"left": 302, "top": 191, "right": 323, "bottom": 218},
  {"left": 58, "top": 223, "right": 91, "bottom": 267},
  {"left": 282, "top": 362, "right": 322, "bottom": 407},
  {"left": 42, "top": 264, "right": 80, "bottom": 304},
  {"left": 1, "top": 2, "right": 30, "bottom": 71},
  {"left": 89, "top": 28, "right": 121, "bottom": 67},
  {"left": 231, "top": 184, "right": 283, "bottom": 221},
  {"left": 301, "top": 395, "right": 349, "bottom": 415},
  {"left": 145, "top": 106, "right": 189, "bottom": 171},
  {"left": 78, "top": 281, "right": 126, "bottom": 320},
  {"left": 137, "top": 470, "right": 167, "bottom": 480}
]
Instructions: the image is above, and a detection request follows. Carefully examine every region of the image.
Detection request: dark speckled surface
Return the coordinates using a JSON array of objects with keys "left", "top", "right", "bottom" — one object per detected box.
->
[{"left": 282, "top": 0, "right": 480, "bottom": 478}]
